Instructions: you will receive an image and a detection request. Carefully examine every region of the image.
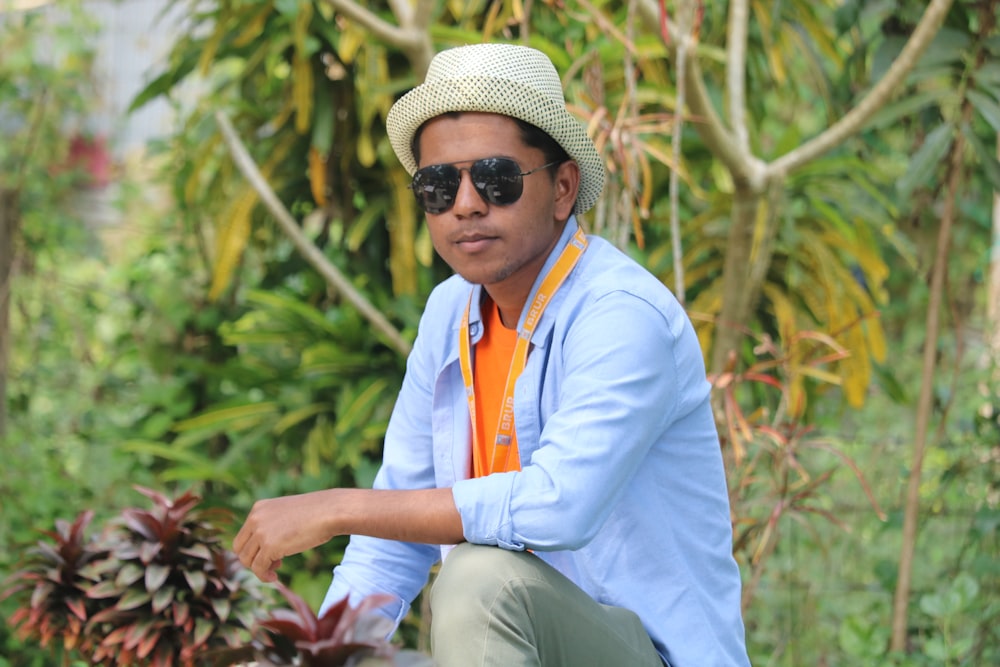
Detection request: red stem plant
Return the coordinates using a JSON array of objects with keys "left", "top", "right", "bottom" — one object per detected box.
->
[{"left": 711, "top": 323, "right": 887, "bottom": 612}]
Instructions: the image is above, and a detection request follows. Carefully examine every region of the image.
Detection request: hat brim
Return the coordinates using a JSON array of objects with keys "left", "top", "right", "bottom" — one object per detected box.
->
[{"left": 387, "top": 76, "right": 604, "bottom": 215}]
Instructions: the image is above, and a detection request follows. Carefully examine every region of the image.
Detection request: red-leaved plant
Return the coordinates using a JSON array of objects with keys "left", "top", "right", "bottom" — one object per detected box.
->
[
  {"left": 1, "top": 486, "right": 267, "bottom": 666},
  {"left": 1, "top": 510, "right": 108, "bottom": 656},
  {"left": 229, "top": 582, "right": 432, "bottom": 667}
]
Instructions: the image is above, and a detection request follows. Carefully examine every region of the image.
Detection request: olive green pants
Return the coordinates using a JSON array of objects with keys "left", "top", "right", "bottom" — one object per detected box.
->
[{"left": 429, "top": 543, "right": 664, "bottom": 667}]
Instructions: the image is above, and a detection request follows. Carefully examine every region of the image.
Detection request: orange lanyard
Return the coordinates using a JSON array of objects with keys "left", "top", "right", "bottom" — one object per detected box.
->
[{"left": 459, "top": 228, "right": 588, "bottom": 477}]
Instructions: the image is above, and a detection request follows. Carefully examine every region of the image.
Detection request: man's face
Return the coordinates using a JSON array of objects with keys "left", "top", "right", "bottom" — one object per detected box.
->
[{"left": 415, "top": 113, "right": 579, "bottom": 305}]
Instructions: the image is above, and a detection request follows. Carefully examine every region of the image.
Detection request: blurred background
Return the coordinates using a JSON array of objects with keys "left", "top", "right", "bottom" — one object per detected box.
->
[{"left": 1, "top": 0, "right": 997, "bottom": 665}]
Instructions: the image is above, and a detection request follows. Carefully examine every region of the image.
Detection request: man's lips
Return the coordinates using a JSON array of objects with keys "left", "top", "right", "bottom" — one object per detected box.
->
[{"left": 452, "top": 233, "right": 499, "bottom": 252}]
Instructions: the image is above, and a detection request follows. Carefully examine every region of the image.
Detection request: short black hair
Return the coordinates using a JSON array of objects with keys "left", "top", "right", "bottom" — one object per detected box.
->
[{"left": 411, "top": 112, "right": 570, "bottom": 176}]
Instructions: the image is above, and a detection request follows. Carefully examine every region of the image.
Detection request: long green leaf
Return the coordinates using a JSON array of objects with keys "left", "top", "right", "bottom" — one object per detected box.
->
[
  {"left": 334, "top": 378, "right": 391, "bottom": 438},
  {"left": 301, "top": 343, "right": 375, "bottom": 376},
  {"left": 961, "top": 123, "right": 1000, "bottom": 192},
  {"left": 273, "top": 403, "right": 333, "bottom": 435},
  {"left": 121, "top": 440, "right": 204, "bottom": 463},
  {"left": 173, "top": 402, "right": 279, "bottom": 432},
  {"left": 866, "top": 90, "right": 947, "bottom": 130},
  {"left": 345, "top": 198, "right": 387, "bottom": 251},
  {"left": 128, "top": 49, "right": 199, "bottom": 112},
  {"left": 311, "top": 80, "right": 335, "bottom": 156},
  {"left": 160, "top": 465, "right": 240, "bottom": 488},
  {"left": 246, "top": 290, "right": 341, "bottom": 336},
  {"left": 918, "top": 27, "right": 972, "bottom": 68},
  {"left": 968, "top": 88, "right": 1000, "bottom": 133},
  {"left": 896, "top": 123, "right": 953, "bottom": 198}
]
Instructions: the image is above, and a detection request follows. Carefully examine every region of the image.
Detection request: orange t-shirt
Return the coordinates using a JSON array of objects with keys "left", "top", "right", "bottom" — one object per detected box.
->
[{"left": 473, "top": 298, "right": 521, "bottom": 476}]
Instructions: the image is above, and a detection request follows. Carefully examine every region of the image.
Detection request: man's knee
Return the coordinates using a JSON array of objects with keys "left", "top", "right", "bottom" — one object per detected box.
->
[
  {"left": 430, "top": 544, "right": 542, "bottom": 663},
  {"left": 431, "top": 543, "right": 533, "bottom": 617}
]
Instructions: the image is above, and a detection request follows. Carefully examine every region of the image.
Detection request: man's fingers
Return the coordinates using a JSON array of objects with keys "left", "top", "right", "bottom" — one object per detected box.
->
[
  {"left": 250, "top": 545, "right": 281, "bottom": 582},
  {"left": 259, "top": 558, "right": 282, "bottom": 583},
  {"left": 235, "top": 536, "right": 258, "bottom": 570},
  {"left": 233, "top": 505, "right": 260, "bottom": 555},
  {"left": 237, "top": 540, "right": 279, "bottom": 583},
  {"left": 232, "top": 526, "right": 248, "bottom": 554}
]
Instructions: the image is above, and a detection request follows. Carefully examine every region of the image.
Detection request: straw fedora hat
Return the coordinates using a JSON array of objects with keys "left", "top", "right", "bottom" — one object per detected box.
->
[{"left": 386, "top": 43, "right": 605, "bottom": 215}]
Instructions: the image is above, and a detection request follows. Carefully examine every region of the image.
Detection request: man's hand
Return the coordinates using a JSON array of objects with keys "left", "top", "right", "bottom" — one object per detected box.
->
[{"left": 233, "top": 490, "right": 337, "bottom": 582}]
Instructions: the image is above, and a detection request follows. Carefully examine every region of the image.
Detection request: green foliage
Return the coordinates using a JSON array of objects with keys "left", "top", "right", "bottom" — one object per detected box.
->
[
  {"left": 126, "top": 286, "right": 405, "bottom": 500},
  {"left": 857, "top": 0, "right": 1000, "bottom": 338},
  {"left": 122, "top": 5, "right": 437, "bottom": 555},
  {"left": 835, "top": 508, "right": 998, "bottom": 667},
  {"left": 742, "top": 310, "right": 1000, "bottom": 666},
  {"left": 131, "top": 0, "right": 442, "bottom": 301},
  {"left": 0, "top": 4, "right": 149, "bottom": 663}
]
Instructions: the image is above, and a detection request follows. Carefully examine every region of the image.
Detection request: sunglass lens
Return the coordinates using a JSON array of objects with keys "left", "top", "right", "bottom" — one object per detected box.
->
[
  {"left": 471, "top": 158, "right": 523, "bottom": 205},
  {"left": 411, "top": 164, "right": 460, "bottom": 214}
]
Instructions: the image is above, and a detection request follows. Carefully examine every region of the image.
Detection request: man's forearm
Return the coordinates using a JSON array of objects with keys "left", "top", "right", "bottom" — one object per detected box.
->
[
  {"left": 330, "top": 487, "right": 465, "bottom": 544},
  {"left": 234, "top": 486, "right": 465, "bottom": 582}
]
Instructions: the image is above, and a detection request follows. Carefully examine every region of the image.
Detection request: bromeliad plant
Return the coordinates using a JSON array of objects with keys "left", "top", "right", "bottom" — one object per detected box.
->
[
  {"left": 225, "top": 582, "right": 432, "bottom": 667},
  {"left": 1, "top": 486, "right": 267, "bottom": 666},
  {"left": 0, "top": 510, "right": 108, "bottom": 656},
  {"left": 85, "top": 486, "right": 267, "bottom": 665}
]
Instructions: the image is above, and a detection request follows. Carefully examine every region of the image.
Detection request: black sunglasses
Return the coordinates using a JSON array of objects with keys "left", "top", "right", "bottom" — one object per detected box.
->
[{"left": 409, "top": 157, "right": 561, "bottom": 214}]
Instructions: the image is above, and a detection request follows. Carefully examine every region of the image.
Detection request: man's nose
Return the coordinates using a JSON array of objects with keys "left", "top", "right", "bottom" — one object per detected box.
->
[{"left": 450, "top": 170, "right": 488, "bottom": 218}]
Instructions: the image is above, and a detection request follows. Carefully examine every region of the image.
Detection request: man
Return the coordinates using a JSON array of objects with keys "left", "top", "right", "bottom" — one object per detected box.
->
[{"left": 234, "top": 43, "right": 751, "bottom": 667}]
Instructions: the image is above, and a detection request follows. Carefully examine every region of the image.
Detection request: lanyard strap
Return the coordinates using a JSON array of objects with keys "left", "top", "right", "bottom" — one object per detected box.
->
[{"left": 459, "top": 228, "right": 589, "bottom": 477}]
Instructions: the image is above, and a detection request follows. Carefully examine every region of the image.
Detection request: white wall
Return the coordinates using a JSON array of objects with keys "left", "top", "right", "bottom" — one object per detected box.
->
[{"left": 86, "top": 0, "right": 196, "bottom": 157}]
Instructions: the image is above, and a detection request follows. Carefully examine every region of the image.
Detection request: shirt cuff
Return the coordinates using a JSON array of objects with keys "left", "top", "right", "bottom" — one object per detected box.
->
[{"left": 452, "top": 473, "right": 526, "bottom": 551}]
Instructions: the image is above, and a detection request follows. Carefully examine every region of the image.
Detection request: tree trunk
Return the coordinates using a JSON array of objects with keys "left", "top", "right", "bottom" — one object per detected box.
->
[
  {"left": 710, "top": 185, "right": 764, "bottom": 375},
  {"left": 0, "top": 187, "right": 19, "bottom": 439}
]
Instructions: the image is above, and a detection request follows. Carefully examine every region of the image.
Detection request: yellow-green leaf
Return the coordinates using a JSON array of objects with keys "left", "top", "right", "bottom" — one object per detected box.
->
[
  {"left": 273, "top": 403, "right": 333, "bottom": 435},
  {"left": 334, "top": 378, "right": 390, "bottom": 438},
  {"left": 208, "top": 188, "right": 257, "bottom": 301},
  {"left": 174, "top": 402, "right": 279, "bottom": 433}
]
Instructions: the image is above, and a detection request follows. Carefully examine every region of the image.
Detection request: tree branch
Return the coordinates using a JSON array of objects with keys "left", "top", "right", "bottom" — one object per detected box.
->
[
  {"left": 769, "top": 0, "right": 956, "bottom": 175},
  {"left": 668, "top": 0, "right": 700, "bottom": 305},
  {"left": 637, "top": 0, "right": 766, "bottom": 191},
  {"left": 214, "top": 111, "right": 412, "bottom": 358},
  {"left": 326, "top": 0, "right": 435, "bottom": 79},
  {"left": 726, "top": 0, "right": 750, "bottom": 152},
  {"left": 686, "top": 56, "right": 767, "bottom": 190},
  {"left": 991, "top": 133, "right": 1000, "bottom": 372},
  {"left": 386, "top": 0, "right": 413, "bottom": 26},
  {"left": 326, "top": 0, "right": 412, "bottom": 46},
  {"left": 890, "top": 120, "right": 962, "bottom": 653}
]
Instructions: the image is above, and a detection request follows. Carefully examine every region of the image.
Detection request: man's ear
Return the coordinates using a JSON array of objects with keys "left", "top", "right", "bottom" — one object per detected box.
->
[{"left": 553, "top": 160, "right": 581, "bottom": 221}]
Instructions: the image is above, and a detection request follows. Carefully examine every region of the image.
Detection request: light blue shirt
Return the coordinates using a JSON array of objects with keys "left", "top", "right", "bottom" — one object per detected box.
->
[{"left": 321, "top": 218, "right": 751, "bottom": 667}]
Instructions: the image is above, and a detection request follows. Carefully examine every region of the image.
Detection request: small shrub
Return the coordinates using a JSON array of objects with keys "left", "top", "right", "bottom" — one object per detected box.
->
[
  {"left": 1, "top": 487, "right": 267, "bottom": 666},
  {"left": 222, "top": 582, "right": 432, "bottom": 667},
  {"left": 1, "top": 510, "right": 107, "bottom": 655}
]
